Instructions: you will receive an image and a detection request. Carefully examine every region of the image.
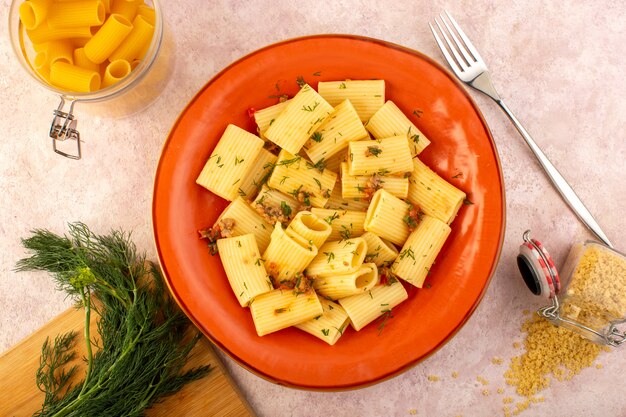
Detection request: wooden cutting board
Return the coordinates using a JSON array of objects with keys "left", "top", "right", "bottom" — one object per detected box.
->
[{"left": 0, "top": 307, "right": 256, "bottom": 417}]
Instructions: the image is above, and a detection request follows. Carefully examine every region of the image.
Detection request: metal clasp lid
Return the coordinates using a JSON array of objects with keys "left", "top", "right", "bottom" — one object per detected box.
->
[
  {"left": 49, "top": 97, "right": 81, "bottom": 160},
  {"left": 517, "top": 230, "right": 626, "bottom": 347}
]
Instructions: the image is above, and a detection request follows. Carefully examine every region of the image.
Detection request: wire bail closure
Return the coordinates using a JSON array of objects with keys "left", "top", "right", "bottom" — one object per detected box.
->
[
  {"left": 518, "top": 230, "right": 626, "bottom": 347},
  {"left": 49, "top": 97, "right": 81, "bottom": 160}
]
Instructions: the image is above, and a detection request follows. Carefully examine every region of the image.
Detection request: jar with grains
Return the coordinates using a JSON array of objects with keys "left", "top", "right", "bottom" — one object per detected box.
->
[{"left": 517, "top": 231, "right": 626, "bottom": 347}]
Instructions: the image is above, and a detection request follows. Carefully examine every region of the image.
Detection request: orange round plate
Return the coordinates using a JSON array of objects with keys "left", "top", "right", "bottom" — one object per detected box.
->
[{"left": 153, "top": 35, "right": 505, "bottom": 390}]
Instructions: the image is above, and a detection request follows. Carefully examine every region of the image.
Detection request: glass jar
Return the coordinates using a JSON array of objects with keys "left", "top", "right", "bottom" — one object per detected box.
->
[
  {"left": 517, "top": 231, "right": 626, "bottom": 346},
  {"left": 8, "top": 0, "right": 167, "bottom": 159}
]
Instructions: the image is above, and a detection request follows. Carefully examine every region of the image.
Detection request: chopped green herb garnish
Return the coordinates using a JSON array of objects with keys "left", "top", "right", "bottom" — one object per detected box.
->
[
  {"left": 280, "top": 201, "right": 292, "bottom": 217},
  {"left": 296, "top": 76, "right": 306, "bottom": 87},
  {"left": 302, "top": 102, "right": 320, "bottom": 112},
  {"left": 324, "top": 251, "right": 335, "bottom": 263},
  {"left": 366, "top": 146, "right": 382, "bottom": 157},
  {"left": 324, "top": 212, "right": 340, "bottom": 224},
  {"left": 310, "top": 132, "right": 323, "bottom": 143},
  {"left": 339, "top": 82, "right": 347, "bottom": 89},
  {"left": 321, "top": 329, "right": 330, "bottom": 336}
]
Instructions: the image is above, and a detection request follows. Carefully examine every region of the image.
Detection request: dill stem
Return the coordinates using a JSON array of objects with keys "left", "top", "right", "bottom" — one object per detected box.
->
[{"left": 77, "top": 290, "right": 93, "bottom": 399}]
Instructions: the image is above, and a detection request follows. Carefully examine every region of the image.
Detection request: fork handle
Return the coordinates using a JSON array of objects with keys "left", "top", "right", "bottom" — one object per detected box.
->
[{"left": 495, "top": 100, "right": 613, "bottom": 248}]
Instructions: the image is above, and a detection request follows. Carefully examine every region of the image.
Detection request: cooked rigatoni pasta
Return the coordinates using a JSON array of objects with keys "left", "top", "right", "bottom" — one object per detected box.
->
[
  {"left": 294, "top": 296, "right": 350, "bottom": 345},
  {"left": 109, "top": 14, "right": 154, "bottom": 62},
  {"left": 322, "top": 149, "right": 346, "bottom": 174},
  {"left": 407, "top": 158, "right": 467, "bottom": 225},
  {"left": 348, "top": 136, "right": 414, "bottom": 176},
  {"left": 391, "top": 215, "right": 451, "bottom": 288},
  {"left": 250, "top": 289, "right": 323, "bottom": 336},
  {"left": 303, "top": 99, "right": 369, "bottom": 164},
  {"left": 360, "top": 232, "right": 399, "bottom": 267},
  {"left": 102, "top": 59, "right": 131, "bottom": 88},
  {"left": 19, "top": 0, "right": 49, "bottom": 30},
  {"left": 366, "top": 100, "right": 431, "bottom": 156},
  {"left": 254, "top": 100, "right": 290, "bottom": 137},
  {"left": 217, "top": 234, "right": 273, "bottom": 307},
  {"left": 286, "top": 211, "right": 332, "bottom": 249},
  {"left": 196, "top": 124, "right": 264, "bottom": 201},
  {"left": 324, "top": 185, "right": 370, "bottom": 212},
  {"left": 50, "top": 61, "right": 101, "bottom": 92},
  {"left": 73, "top": 47, "right": 99, "bottom": 72},
  {"left": 216, "top": 197, "right": 273, "bottom": 253},
  {"left": 263, "top": 223, "right": 318, "bottom": 281},
  {"left": 338, "top": 280, "right": 408, "bottom": 331},
  {"left": 305, "top": 238, "right": 367, "bottom": 277},
  {"left": 84, "top": 13, "right": 133, "bottom": 64},
  {"left": 264, "top": 84, "right": 333, "bottom": 154},
  {"left": 317, "top": 80, "right": 385, "bottom": 122},
  {"left": 364, "top": 189, "right": 410, "bottom": 246},
  {"left": 252, "top": 185, "right": 299, "bottom": 225},
  {"left": 310, "top": 208, "right": 366, "bottom": 241},
  {"left": 340, "top": 162, "right": 409, "bottom": 199},
  {"left": 47, "top": 0, "right": 106, "bottom": 28},
  {"left": 266, "top": 149, "right": 337, "bottom": 208},
  {"left": 313, "top": 262, "right": 378, "bottom": 299},
  {"left": 237, "top": 149, "right": 277, "bottom": 201}
]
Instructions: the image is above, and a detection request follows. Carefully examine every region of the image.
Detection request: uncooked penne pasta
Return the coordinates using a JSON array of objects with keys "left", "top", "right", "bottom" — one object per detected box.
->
[
  {"left": 217, "top": 234, "right": 273, "bottom": 307},
  {"left": 49, "top": 61, "right": 100, "bottom": 92},
  {"left": 348, "top": 136, "right": 414, "bottom": 176},
  {"left": 102, "top": 59, "right": 131, "bottom": 88},
  {"left": 338, "top": 280, "right": 408, "bottom": 331},
  {"left": 215, "top": 197, "right": 273, "bottom": 253},
  {"left": 109, "top": 14, "right": 154, "bottom": 62},
  {"left": 263, "top": 223, "right": 318, "bottom": 282},
  {"left": 250, "top": 289, "right": 323, "bottom": 336},
  {"left": 237, "top": 148, "right": 277, "bottom": 201},
  {"left": 254, "top": 100, "right": 291, "bottom": 138},
  {"left": 294, "top": 296, "right": 350, "bottom": 345},
  {"left": 317, "top": 80, "right": 385, "bottom": 122},
  {"left": 364, "top": 189, "right": 410, "bottom": 246},
  {"left": 309, "top": 208, "right": 366, "bottom": 241},
  {"left": 324, "top": 185, "right": 370, "bottom": 212},
  {"left": 266, "top": 149, "right": 337, "bottom": 209},
  {"left": 303, "top": 99, "right": 369, "bottom": 164},
  {"left": 366, "top": 100, "right": 431, "bottom": 156},
  {"left": 360, "top": 232, "right": 399, "bottom": 267},
  {"left": 340, "top": 162, "right": 409, "bottom": 199},
  {"left": 264, "top": 84, "right": 333, "bottom": 154},
  {"left": 47, "top": 0, "right": 106, "bottom": 28},
  {"left": 286, "top": 211, "right": 332, "bottom": 249},
  {"left": 313, "top": 262, "right": 378, "bottom": 299},
  {"left": 305, "top": 238, "right": 367, "bottom": 277},
  {"left": 19, "top": 0, "right": 50, "bottom": 30},
  {"left": 407, "top": 158, "right": 467, "bottom": 225},
  {"left": 391, "top": 215, "right": 451, "bottom": 288},
  {"left": 196, "top": 124, "right": 264, "bottom": 201},
  {"left": 252, "top": 185, "right": 299, "bottom": 225},
  {"left": 84, "top": 13, "right": 133, "bottom": 64}
]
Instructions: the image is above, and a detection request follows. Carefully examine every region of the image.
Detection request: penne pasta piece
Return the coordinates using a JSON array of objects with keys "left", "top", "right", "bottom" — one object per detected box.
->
[
  {"left": 109, "top": 14, "right": 155, "bottom": 62},
  {"left": 254, "top": 100, "right": 290, "bottom": 138},
  {"left": 252, "top": 185, "right": 300, "bottom": 225},
  {"left": 322, "top": 149, "right": 345, "bottom": 174},
  {"left": 215, "top": 197, "right": 273, "bottom": 253},
  {"left": 286, "top": 211, "right": 332, "bottom": 249},
  {"left": 101, "top": 59, "right": 130, "bottom": 88},
  {"left": 391, "top": 215, "right": 451, "bottom": 288},
  {"left": 310, "top": 208, "right": 366, "bottom": 241},
  {"left": 313, "top": 262, "right": 378, "bottom": 300},
  {"left": 264, "top": 84, "right": 333, "bottom": 154},
  {"left": 47, "top": 0, "right": 106, "bottom": 28},
  {"left": 236, "top": 148, "right": 277, "bottom": 201},
  {"left": 263, "top": 223, "right": 318, "bottom": 282},
  {"left": 305, "top": 238, "right": 367, "bottom": 277},
  {"left": 19, "top": 0, "right": 50, "bottom": 30},
  {"left": 303, "top": 99, "right": 369, "bottom": 164},
  {"left": 317, "top": 80, "right": 385, "bottom": 122},
  {"left": 217, "top": 234, "right": 273, "bottom": 307},
  {"left": 294, "top": 296, "right": 350, "bottom": 345},
  {"left": 360, "top": 232, "right": 399, "bottom": 267},
  {"left": 407, "top": 158, "right": 467, "bottom": 225},
  {"left": 73, "top": 47, "right": 99, "bottom": 71},
  {"left": 366, "top": 100, "right": 431, "bottom": 156},
  {"left": 348, "top": 135, "right": 414, "bottom": 176},
  {"left": 250, "top": 289, "right": 323, "bottom": 336},
  {"left": 340, "top": 162, "right": 409, "bottom": 200},
  {"left": 266, "top": 149, "right": 337, "bottom": 209},
  {"left": 196, "top": 124, "right": 264, "bottom": 201},
  {"left": 324, "top": 184, "right": 369, "bottom": 212},
  {"left": 338, "top": 280, "right": 408, "bottom": 331},
  {"left": 363, "top": 189, "right": 410, "bottom": 246},
  {"left": 27, "top": 24, "right": 92, "bottom": 44},
  {"left": 49, "top": 61, "right": 100, "bottom": 92},
  {"left": 84, "top": 14, "right": 133, "bottom": 64}
]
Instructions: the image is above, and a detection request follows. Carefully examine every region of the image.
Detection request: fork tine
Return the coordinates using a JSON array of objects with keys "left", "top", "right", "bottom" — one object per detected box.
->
[
  {"left": 433, "top": 17, "right": 468, "bottom": 71},
  {"left": 429, "top": 22, "right": 462, "bottom": 75},
  {"left": 444, "top": 10, "right": 484, "bottom": 63},
  {"left": 439, "top": 12, "right": 474, "bottom": 65}
]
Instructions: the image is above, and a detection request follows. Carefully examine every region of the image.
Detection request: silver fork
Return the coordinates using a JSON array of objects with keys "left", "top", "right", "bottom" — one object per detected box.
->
[{"left": 430, "top": 11, "right": 613, "bottom": 248}]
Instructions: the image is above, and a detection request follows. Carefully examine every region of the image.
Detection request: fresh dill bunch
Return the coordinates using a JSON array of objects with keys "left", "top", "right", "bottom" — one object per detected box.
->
[{"left": 16, "top": 222, "right": 211, "bottom": 417}]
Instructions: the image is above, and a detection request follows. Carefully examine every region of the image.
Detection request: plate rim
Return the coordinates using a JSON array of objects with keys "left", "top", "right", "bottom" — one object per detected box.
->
[{"left": 152, "top": 33, "right": 507, "bottom": 391}]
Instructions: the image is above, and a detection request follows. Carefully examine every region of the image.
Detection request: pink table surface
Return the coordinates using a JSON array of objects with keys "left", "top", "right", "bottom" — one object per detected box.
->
[{"left": 0, "top": 1, "right": 624, "bottom": 416}]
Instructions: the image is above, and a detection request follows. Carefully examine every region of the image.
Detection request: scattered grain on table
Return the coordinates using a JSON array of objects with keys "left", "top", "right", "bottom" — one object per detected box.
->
[
  {"left": 451, "top": 371, "right": 459, "bottom": 378},
  {"left": 427, "top": 374, "right": 440, "bottom": 382}
]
